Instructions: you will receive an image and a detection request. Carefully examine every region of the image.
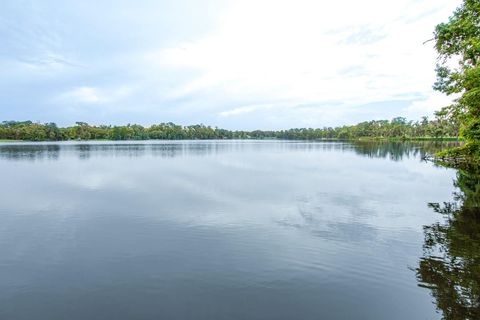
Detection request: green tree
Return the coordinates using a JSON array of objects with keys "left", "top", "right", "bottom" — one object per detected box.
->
[{"left": 433, "top": 0, "right": 480, "bottom": 161}]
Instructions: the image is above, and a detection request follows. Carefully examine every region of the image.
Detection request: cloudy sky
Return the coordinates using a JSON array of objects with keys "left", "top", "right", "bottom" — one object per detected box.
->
[{"left": 1, "top": 0, "right": 460, "bottom": 129}]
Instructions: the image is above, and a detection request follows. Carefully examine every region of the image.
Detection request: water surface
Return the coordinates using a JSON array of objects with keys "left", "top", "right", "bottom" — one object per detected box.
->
[{"left": 0, "top": 141, "right": 467, "bottom": 319}]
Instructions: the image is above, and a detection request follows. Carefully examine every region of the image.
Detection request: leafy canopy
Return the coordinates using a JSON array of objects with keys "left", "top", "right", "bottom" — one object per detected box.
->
[{"left": 434, "top": 0, "right": 480, "bottom": 158}]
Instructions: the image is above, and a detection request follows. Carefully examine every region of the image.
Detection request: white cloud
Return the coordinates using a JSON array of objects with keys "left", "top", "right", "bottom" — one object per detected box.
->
[
  {"left": 62, "top": 87, "right": 103, "bottom": 103},
  {"left": 2, "top": 0, "right": 463, "bottom": 127},
  {"left": 403, "top": 91, "right": 455, "bottom": 119},
  {"left": 145, "top": 0, "right": 459, "bottom": 124},
  {"left": 219, "top": 104, "right": 274, "bottom": 117},
  {"left": 55, "top": 86, "right": 133, "bottom": 105}
]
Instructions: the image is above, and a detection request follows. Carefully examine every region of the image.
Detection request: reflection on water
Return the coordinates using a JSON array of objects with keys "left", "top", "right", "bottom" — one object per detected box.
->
[
  {"left": 0, "top": 140, "right": 461, "bottom": 162},
  {"left": 352, "top": 141, "right": 461, "bottom": 161},
  {"left": 416, "top": 168, "right": 480, "bottom": 320},
  {"left": 0, "top": 140, "right": 467, "bottom": 320}
]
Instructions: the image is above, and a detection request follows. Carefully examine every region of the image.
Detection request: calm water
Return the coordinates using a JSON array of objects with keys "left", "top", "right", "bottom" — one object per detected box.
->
[{"left": 0, "top": 140, "right": 475, "bottom": 319}]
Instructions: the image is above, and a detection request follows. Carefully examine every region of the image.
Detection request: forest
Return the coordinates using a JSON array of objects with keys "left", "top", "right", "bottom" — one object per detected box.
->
[{"left": 0, "top": 114, "right": 459, "bottom": 142}]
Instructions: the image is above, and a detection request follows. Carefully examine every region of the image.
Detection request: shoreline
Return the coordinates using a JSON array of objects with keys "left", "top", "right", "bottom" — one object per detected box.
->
[{"left": 0, "top": 137, "right": 463, "bottom": 143}]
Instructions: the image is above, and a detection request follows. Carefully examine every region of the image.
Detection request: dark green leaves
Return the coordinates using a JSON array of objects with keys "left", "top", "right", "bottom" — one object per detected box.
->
[{"left": 433, "top": 0, "right": 480, "bottom": 161}]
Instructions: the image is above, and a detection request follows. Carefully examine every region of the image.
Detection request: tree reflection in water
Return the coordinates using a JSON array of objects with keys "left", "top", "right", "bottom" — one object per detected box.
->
[{"left": 417, "top": 168, "right": 480, "bottom": 320}]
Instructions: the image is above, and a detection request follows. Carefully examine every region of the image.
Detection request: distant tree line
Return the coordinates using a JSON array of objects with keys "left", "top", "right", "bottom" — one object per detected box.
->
[{"left": 0, "top": 116, "right": 459, "bottom": 142}]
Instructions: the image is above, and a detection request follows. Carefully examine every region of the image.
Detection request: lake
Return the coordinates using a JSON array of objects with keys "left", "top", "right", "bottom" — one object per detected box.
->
[{"left": 0, "top": 140, "right": 475, "bottom": 320}]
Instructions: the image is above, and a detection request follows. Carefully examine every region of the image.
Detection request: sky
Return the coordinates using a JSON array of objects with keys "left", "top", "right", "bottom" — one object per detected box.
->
[{"left": 0, "top": 0, "right": 461, "bottom": 129}]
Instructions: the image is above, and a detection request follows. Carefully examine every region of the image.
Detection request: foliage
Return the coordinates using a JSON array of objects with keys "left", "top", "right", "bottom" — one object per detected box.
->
[
  {"left": 0, "top": 116, "right": 460, "bottom": 142},
  {"left": 433, "top": 0, "right": 480, "bottom": 161}
]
